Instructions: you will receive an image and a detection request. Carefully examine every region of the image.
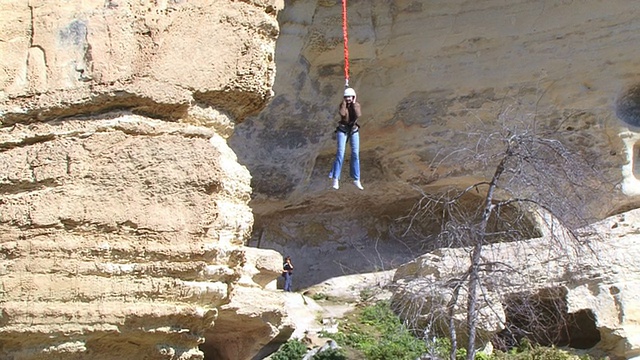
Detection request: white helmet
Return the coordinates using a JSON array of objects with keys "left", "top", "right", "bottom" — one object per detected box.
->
[{"left": 343, "top": 87, "right": 356, "bottom": 97}]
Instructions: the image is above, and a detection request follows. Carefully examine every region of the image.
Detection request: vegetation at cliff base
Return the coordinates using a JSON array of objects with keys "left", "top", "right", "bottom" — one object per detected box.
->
[
  {"left": 270, "top": 339, "right": 307, "bottom": 360},
  {"left": 321, "top": 300, "right": 427, "bottom": 360},
  {"left": 271, "top": 298, "right": 599, "bottom": 360}
]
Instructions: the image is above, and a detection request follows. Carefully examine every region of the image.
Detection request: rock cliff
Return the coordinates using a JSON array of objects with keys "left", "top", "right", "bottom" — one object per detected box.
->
[
  {"left": 233, "top": 0, "right": 640, "bottom": 290},
  {"left": 4, "top": 0, "right": 640, "bottom": 359},
  {"left": 229, "top": 0, "right": 640, "bottom": 356},
  {"left": 0, "top": 1, "right": 287, "bottom": 359}
]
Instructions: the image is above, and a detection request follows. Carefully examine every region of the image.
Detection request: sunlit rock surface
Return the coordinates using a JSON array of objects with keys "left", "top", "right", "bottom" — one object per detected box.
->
[
  {"left": 0, "top": 1, "right": 288, "bottom": 359},
  {"left": 233, "top": 0, "right": 639, "bottom": 289}
]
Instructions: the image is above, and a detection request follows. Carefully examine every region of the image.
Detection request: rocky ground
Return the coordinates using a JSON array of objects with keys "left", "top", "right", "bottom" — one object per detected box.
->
[{"left": 275, "top": 270, "right": 396, "bottom": 351}]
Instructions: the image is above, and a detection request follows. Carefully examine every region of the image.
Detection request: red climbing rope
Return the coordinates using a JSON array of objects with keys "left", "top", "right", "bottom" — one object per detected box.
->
[{"left": 342, "top": 0, "right": 350, "bottom": 88}]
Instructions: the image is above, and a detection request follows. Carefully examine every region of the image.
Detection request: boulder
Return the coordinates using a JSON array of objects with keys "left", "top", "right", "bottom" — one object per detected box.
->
[{"left": 391, "top": 209, "right": 640, "bottom": 359}]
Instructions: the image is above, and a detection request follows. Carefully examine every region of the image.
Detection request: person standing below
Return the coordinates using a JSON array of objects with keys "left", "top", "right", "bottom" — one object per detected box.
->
[
  {"left": 282, "top": 256, "right": 294, "bottom": 292},
  {"left": 329, "top": 87, "right": 364, "bottom": 190}
]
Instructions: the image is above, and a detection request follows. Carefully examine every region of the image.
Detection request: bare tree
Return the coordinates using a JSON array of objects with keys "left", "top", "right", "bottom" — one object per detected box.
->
[{"left": 391, "top": 104, "right": 610, "bottom": 360}]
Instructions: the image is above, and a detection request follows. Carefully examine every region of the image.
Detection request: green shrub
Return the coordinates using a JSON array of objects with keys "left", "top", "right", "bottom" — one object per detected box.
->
[
  {"left": 364, "top": 336, "right": 426, "bottom": 360},
  {"left": 324, "top": 300, "right": 427, "bottom": 360},
  {"left": 476, "top": 351, "right": 492, "bottom": 360},
  {"left": 311, "top": 293, "right": 329, "bottom": 301},
  {"left": 312, "top": 348, "right": 347, "bottom": 360},
  {"left": 493, "top": 342, "right": 590, "bottom": 360},
  {"left": 271, "top": 339, "right": 308, "bottom": 360},
  {"left": 423, "top": 337, "right": 492, "bottom": 360},
  {"left": 456, "top": 347, "right": 467, "bottom": 360}
]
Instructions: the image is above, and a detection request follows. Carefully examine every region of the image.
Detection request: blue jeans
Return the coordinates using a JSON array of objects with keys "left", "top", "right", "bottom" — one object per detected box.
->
[
  {"left": 283, "top": 272, "right": 293, "bottom": 292},
  {"left": 329, "top": 130, "right": 360, "bottom": 181}
]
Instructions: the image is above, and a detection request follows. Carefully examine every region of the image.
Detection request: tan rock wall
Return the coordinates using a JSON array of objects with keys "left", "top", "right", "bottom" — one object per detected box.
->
[
  {"left": 0, "top": 115, "right": 255, "bottom": 359},
  {"left": 1, "top": 0, "right": 281, "bottom": 122},
  {"left": 232, "top": 0, "right": 640, "bottom": 292},
  {"left": 0, "top": 1, "right": 288, "bottom": 359}
]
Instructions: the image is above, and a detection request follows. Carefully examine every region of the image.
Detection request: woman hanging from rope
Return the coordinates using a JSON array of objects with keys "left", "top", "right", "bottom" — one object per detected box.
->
[
  {"left": 329, "top": 87, "right": 363, "bottom": 190},
  {"left": 328, "top": 0, "right": 364, "bottom": 191}
]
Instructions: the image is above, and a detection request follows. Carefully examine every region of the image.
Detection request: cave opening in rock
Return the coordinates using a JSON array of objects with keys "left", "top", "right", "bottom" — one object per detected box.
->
[
  {"left": 493, "top": 287, "right": 600, "bottom": 351},
  {"left": 616, "top": 84, "right": 640, "bottom": 128},
  {"left": 389, "top": 189, "right": 544, "bottom": 252}
]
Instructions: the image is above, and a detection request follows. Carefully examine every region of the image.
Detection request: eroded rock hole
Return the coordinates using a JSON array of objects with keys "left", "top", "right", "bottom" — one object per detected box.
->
[
  {"left": 493, "top": 288, "right": 600, "bottom": 351},
  {"left": 616, "top": 84, "right": 640, "bottom": 127}
]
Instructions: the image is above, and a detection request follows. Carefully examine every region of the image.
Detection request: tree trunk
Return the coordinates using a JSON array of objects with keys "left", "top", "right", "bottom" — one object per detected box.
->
[
  {"left": 466, "top": 153, "right": 508, "bottom": 360},
  {"left": 448, "top": 281, "right": 462, "bottom": 360}
]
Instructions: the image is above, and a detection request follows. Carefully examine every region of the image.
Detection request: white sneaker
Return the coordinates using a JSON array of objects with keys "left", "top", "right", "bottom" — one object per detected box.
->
[
  {"left": 354, "top": 180, "right": 364, "bottom": 190},
  {"left": 332, "top": 178, "right": 339, "bottom": 190}
]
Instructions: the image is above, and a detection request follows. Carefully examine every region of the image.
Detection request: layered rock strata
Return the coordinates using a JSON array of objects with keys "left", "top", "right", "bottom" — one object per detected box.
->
[{"left": 0, "top": 1, "right": 286, "bottom": 359}]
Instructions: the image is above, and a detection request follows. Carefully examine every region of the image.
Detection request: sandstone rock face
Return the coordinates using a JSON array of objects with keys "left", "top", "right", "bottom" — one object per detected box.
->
[
  {"left": 5, "top": 0, "right": 640, "bottom": 358},
  {"left": 1, "top": 0, "right": 280, "bottom": 122},
  {"left": 231, "top": 0, "right": 640, "bottom": 295},
  {"left": 391, "top": 209, "right": 640, "bottom": 359},
  {"left": 0, "top": 1, "right": 287, "bottom": 359}
]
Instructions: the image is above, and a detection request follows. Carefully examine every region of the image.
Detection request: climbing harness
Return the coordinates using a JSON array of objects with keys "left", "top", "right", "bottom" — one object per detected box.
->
[{"left": 342, "top": 0, "right": 350, "bottom": 88}]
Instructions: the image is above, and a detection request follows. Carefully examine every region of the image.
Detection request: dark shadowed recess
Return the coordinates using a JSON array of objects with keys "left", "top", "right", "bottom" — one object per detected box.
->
[
  {"left": 0, "top": 92, "right": 189, "bottom": 126},
  {"left": 493, "top": 287, "right": 600, "bottom": 352},
  {"left": 247, "top": 188, "right": 543, "bottom": 289},
  {"left": 616, "top": 84, "right": 640, "bottom": 128}
]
